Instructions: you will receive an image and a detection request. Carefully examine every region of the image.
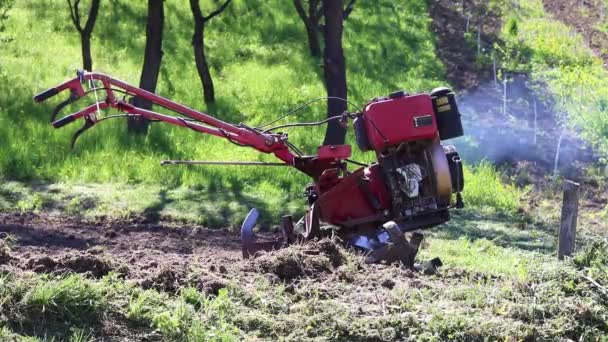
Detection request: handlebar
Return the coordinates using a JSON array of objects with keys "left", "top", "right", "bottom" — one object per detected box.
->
[
  {"left": 34, "top": 88, "right": 59, "bottom": 103},
  {"left": 52, "top": 114, "right": 77, "bottom": 128},
  {"left": 34, "top": 71, "right": 295, "bottom": 163}
]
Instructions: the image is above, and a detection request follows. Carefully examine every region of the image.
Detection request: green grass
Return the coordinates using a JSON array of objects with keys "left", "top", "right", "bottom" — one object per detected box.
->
[
  {"left": 496, "top": 0, "right": 608, "bottom": 158},
  {"left": 0, "top": 161, "right": 524, "bottom": 229},
  {"left": 462, "top": 161, "right": 523, "bottom": 214}
]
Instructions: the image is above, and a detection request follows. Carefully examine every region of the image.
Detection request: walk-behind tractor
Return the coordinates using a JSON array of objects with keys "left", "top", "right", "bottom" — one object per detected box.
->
[{"left": 35, "top": 71, "right": 465, "bottom": 265}]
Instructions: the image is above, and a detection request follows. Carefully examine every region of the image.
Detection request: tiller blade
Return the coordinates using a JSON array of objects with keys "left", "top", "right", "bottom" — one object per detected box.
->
[
  {"left": 359, "top": 221, "right": 424, "bottom": 267},
  {"left": 240, "top": 204, "right": 328, "bottom": 258},
  {"left": 241, "top": 208, "right": 296, "bottom": 258},
  {"left": 241, "top": 207, "right": 425, "bottom": 266}
]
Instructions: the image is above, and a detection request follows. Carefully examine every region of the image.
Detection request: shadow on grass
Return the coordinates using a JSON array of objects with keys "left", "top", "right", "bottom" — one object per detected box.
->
[
  {"left": 437, "top": 209, "right": 556, "bottom": 253},
  {"left": 0, "top": 178, "right": 298, "bottom": 230}
]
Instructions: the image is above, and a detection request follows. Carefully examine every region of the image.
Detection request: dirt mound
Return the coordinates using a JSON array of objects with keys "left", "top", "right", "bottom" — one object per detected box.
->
[
  {"left": 0, "top": 248, "right": 12, "bottom": 265},
  {"left": 140, "top": 264, "right": 187, "bottom": 293},
  {"left": 250, "top": 239, "right": 347, "bottom": 281},
  {"left": 25, "top": 252, "right": 117, "bottom": 278},
  {"left": 0, "top": 233, "right": 14, "bottom": 265},
  {"left": 194, "top": 275, "right": 229, "bottom": 295}
]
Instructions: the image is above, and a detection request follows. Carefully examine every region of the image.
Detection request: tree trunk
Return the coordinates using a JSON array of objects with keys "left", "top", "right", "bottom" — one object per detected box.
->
[
  {"left": 322, "top": 0, "right": 347, "bottom": 146},
  {"left": 69, "top": 0, "right": 100, "bottom": 71},
  {"left": 192, "top": 22, "right": 215, "bottom": 105},
  {"left": 306, "top": 23, "right": 321, "bottom": 57},
  {"left": 294, "top": 0, "right": 322, "bottom": 57},
  {"left": 128, "top": 0, "right": 164, "bottom": 134},
  {"left": 81, "top": 34, "right": 93, "bottom": 71}
]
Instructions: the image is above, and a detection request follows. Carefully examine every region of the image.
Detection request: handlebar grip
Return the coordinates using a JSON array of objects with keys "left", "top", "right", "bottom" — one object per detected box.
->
[
  {"left": 52, "top": 115, "right": 76, "bottom": 128},
  {"left": 34, "top": 88, "right": 59, "bottom": 103}
]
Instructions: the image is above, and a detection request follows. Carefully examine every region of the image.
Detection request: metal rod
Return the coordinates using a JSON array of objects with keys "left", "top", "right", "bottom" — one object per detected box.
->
[
  {"left": 553, "top": 128, "right": 566, "bottom": 176},
  {"left": 533, "top": 99, "right": 538, "bottom": 145},
  {"left": 493, "top": 53, "right": 497, "bottom": 87},
  {"left": 160, "top": 160, "right": 289, "bottom": 166}
]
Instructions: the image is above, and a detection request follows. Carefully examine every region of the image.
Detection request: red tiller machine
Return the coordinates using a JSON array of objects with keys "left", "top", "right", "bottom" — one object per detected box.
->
[{"left": 35, "top": 71, "right": 465, "bottom": 265}]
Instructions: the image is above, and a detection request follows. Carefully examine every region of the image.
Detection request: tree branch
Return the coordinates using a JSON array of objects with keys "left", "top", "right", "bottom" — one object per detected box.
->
[
  {"left": 189, "top": 0, "right": 204, "bottom": 25},
  {"left": 203, "top": 0, "right": 231, "bottom": 21},
  {"left": 82, "top": 0, "right": 100, "bottom": 35},
  {"left": 293, "top": 0, "right": 310, "bottom": 27},
  {"left": 343, "top": 0, "right": 356, "bottom": 20},
  {"left": 67, "top": 0, "right": 82, "bottom": 32}
]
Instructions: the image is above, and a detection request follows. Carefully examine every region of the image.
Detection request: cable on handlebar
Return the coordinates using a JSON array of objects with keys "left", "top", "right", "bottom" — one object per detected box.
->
[{"left": 256, "top": 97, "right": 363, "bottom": 130}]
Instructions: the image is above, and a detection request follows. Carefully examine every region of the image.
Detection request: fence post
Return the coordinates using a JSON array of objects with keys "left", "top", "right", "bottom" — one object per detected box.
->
[{"left": 558, "top": 180, "right": 580, "bottom": 260}]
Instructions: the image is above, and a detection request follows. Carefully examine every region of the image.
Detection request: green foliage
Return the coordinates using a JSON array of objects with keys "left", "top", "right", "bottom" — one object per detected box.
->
[
  {"left": 505, "top": 16, "right": 519, "bottom": 37},
  {"left": 0, "top": 0, "right": 13, "bottom": 38},
  {"left": 0, "top": 273, "right": 104, "bottom": 339},
  {"left": 21, "top": 275, "right": 104, "bottom": 327},
  {"left": 462, "top": 161, "right": 522, "bottom": 213}
]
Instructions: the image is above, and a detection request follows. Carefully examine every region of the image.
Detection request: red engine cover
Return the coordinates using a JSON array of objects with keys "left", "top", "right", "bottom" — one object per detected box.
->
[
  {"left": 363, "top": 93, "right": 437, "bottom": 151},
  {"left": 316, "top": 164, "right": 391, "bottom": 226}
]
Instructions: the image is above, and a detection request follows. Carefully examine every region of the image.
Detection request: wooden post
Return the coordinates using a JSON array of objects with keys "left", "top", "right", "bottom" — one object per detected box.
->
[{"left": 558, "top": 180, "right": 580, "bottom": 260}]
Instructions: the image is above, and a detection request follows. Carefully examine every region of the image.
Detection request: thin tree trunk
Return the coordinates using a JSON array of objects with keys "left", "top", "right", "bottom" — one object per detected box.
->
[
  {"left": 68, "top": 0, "right": 100, "bottom": 71},
  {"left": 81, "top": 34, "right": 92, "bottom": 71},
  {"left": 193, "top": 23, "right": 215, "bottom": 105},
  {"left": 306, "top": 24, "right": 321, "bottom": 57},
  {"left": 129, "top": 0, "right": 164, "bottom": 134},
  {"left": 294, "top": 0, "right": 322, "bottom": 57},
  {"left": 189, "top": 0, "right": 231, "bottom": 106},
  {"left": 322, "top": 0, "right": 347, "bottom": 146}
]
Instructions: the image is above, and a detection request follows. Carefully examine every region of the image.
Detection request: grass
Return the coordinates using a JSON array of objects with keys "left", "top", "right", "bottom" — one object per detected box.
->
[{"left": 495, "top": 0, "right": 608, "bottom": 159}]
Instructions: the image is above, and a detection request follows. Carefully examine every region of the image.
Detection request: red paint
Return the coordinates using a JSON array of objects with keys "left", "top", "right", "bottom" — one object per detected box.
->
[
  {"left": 316, "top": 164, "right": 390, "bottom": 225},
  {"left": 317, "top": 144, "right": 351, "bottom": 160},
  {"left": 363, "top": 94, "right": 438, "bottom": 151}
]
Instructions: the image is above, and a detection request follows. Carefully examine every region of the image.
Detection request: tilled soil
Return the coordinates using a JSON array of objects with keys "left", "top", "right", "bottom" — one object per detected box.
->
[
  {"left": 0, "top": 212, "right": 248, "bottom": 289},
  {"left": 0, "top": 211, "right": 388, "bottom": 341},
  {"left": 0, "top": 212, "right": 366, "bottom": 290}
]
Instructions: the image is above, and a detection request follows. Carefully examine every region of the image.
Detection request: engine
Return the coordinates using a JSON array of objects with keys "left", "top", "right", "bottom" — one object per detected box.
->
[{"left": 315, "top": 87, "right": 464, "bottom": 234}]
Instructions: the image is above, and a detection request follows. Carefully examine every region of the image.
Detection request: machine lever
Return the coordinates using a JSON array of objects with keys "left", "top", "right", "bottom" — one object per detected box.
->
[
  {"left": 70, "top": 117, "right": 95, "bottom": 149},
  {"left": 51, "top": 90, "right": 79, "bottom": 122}
]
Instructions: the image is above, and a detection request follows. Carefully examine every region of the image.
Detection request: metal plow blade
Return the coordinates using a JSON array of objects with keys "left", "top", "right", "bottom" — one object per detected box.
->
[{"left": 241, "top": 208, "right": 294, "bottom": 258}]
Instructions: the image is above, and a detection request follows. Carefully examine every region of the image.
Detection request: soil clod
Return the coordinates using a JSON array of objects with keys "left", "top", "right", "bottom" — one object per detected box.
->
[{"left": 251, "top": 238, "right": 346, "bottom": 281}]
